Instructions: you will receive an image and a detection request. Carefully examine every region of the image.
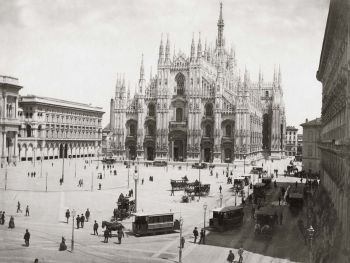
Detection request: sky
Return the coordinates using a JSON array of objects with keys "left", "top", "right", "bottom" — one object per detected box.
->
[{"left": 0, "top": 0, "right": 330, "bottom": 131}]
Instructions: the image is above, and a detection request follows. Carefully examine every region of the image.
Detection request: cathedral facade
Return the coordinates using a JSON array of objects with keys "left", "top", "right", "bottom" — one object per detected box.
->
[{"left": 108, "top": 4, "right": 286, "bottom": 163}]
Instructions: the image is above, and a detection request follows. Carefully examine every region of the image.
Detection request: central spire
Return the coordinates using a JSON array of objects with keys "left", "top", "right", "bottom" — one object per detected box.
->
[{"left": 217, "top": 2, "right": 225, "bottom": 48}]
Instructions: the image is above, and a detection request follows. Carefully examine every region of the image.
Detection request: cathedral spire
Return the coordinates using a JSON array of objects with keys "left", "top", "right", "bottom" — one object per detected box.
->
[
  {"left": 158, "top": 34, "right": 164, "bottom": 64},
  {"left": 190, "top": 33, "right": 196, "bottom": 62},
  {"left": 259, "top": 67, "right": 264, "bottom": 85},
  {"left": 273, "top": 65, "right": 278, "bottom": 83},
  {"left": 165, "top": 34, "right": 170, "bottom": 62},
  {"left": 278, "top": 65, "right": 282, "bottom": 85},
  {"left": 127, "top": 82, "right": 130, "bottom": 101},
  {"left": 150, "top": 66, "right": 153, "bottom": 81},
  {"left": 139, "top": 54, "right": 145, "bottom": 94},
  {"left": 217, "top": 2, "right": 225, "bottom": 48},
  {"left": 197, "top": 32, "right": 202, "bottom": 59}
]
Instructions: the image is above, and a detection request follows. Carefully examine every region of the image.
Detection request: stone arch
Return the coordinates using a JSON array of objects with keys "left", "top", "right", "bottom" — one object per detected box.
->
[
  {"left": 20, "top": 143, "right": 27, "bottom": 161},
  {"left": 126, "top": 119, "right": 138, "bottom": 136},
  {"left": 26, "top": 124, "right": 32, "bottom": 137}
]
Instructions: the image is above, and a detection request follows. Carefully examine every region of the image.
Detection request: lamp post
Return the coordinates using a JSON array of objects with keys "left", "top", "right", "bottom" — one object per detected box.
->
[
  {"left": 178, "top": 216, "right": 184, "bottom": 263},
  {"left": 203, "top": 203, "right": 208, "bottom": 244},
  {"left": 234, "top": 187, "right": 239, "bottom": 206},
  {"left": 198, "top": 161, "right": 201, "bottom": 200},
  {"left": 133, "top": 167, "right": 139, "bottom": 213},
  {"left": 74, "top": 156, "right": 77, "bottom": 178},
  {"left": 61, "top": 153, "right": 65, "bottom": 183},
  {"left": 219, "top": 193, "right": 223, "bottom": 207},
  {"left": 5, "top": 161, "right": 8, "bottom": 191},
  {"left": 243, "top": 154, "right": 246, "bottom": 175},
  {"left": 307, "top": 225, "right": 315, "bottom": 263},
  {"left": 71, "top": 209, "right": 76, "bottom": 252},
  {"left": 127, "top": 158, "right": 130, "bottom": 189},
  {"left": 45, "top": 172, "right": 48, "bottom": 192}
]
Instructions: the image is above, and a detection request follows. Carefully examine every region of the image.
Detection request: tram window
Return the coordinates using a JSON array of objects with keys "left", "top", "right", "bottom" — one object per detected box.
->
[
  {"left": 213, "top": 212, "right": 219, "bottom": 218},
  {"left": 135, "top": 216, "right": 147, "bottom": 224}
]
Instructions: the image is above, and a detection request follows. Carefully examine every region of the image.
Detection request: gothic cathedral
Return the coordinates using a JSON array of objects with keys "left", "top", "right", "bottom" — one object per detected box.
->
[{"left": 107, "top": 3, "right": 286, "bottom": 163}]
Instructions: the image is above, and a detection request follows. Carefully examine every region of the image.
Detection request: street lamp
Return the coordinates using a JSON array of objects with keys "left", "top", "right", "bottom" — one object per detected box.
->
[
  {"left": 307, "top": 225, "right": 315, "bottom": 263},
  {"left": 203, "top": 203, "right": 208, "bottom": 244},
  {"left": 178, "top": 216, "right": 184, "bottom": 263},
  {"left": 71, "top": 209, "right": 76, "bottom": 251},
  {"left": 198, "top": 161, "right": 201, "bottom": 201},
  {"left": 219, "top": 193, "right": 223, "bottom": 207},
  {"left": 61, "top": 153, "right": 65, "bottom": 183},
  {"left": 243, "top": 154, "right": 247, "bottom": 175},
  {"left": 133, "top": 167, "right": 139, "bottom": 213}
]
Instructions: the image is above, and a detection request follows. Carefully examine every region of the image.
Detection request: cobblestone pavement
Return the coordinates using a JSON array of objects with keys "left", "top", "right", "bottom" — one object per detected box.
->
[{"left": 0, "top": 157, "right": 303, "bottom": 263}]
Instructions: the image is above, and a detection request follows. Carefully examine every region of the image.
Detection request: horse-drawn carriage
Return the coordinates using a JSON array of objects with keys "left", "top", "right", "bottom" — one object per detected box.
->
[
  {"left": 113, "top": 193, "right": 135, "bottom": 220},
  {"left": 102, "top": 221, "right": 124, "bottom": 236},
  {"left": 233, "top": 177, "right": 246, "bottom": 190},
  {"left": 209, "top": 206, "right": 244, "bottom": 231},
  {"left": 185, "top": 180, "right": 210, "bottom": 196},
  {"left": 253, "top": 183, "right": 266, "bottom": 204},
  {"left": 254, "top": 207, "right": 277, "bottom": 239}
]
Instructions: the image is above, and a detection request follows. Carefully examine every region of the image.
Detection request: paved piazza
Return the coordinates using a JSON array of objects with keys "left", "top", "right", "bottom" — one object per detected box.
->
[{"left": 1, "top": 158, "right": 304, "bottom": 263}]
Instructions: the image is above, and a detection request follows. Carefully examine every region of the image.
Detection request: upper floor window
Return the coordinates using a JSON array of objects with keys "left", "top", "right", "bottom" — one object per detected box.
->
[
  {"left": 205, "top": 103, "right": 213, "bottom": 117},
  {"left": 265, "top": 91, "right": 269, "bottom": 97},
  {"left": 175, "top": 73, "right": 185, "bottom": 96}
]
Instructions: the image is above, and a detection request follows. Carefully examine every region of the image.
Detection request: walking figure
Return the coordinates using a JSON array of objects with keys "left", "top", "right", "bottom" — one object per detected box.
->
[
  {"left": 26, "top": 206, "right": 30, "bottom": 216},
  {"left": 1, "top": 211, "right": 5, "bottom": 225},
  {"left": 85, "top": 209, "right": 90, "bottom": 222},
  {"left": 198, "top": 228, "right": 205, "bottom": 244},
  {"left": 17, "top": 201, "right": 22, "bottom": 213},
  {"left": 193, "top": 227, "right": 198, "bottom": 243},
  {"left": 219, "top": 185, "right": 222, "bottom": 194},
  {"left": 80, "top": 214, "right": 85, "bottom": 228},
  {"left": 93, "top": 220, "right": 99, "bottom": 235},
  {"left": 8, "top": 216, "right": 15, "bottom": 228},
  {"left": 76, "top": 215, "right": 80, "bottom": 229},
  {"left": 104, "top": 229, "right": 109, "bottom": 243},
  {"left": 24, "top": 229, "right": 30, "bottom": 247},
  {"left": 65, "top": 209, "right": 70, "bottom": 223},
  {"left": 171, "top": 188, "right": 175, "bottom": 196},
  {"left": 238, "top": 248, "right": 244, "bottom": 263},
  {"left": 227, "top": 250, "right": 235, "bottom": 263},
  {"left": 181, "top": 236, "right": 185, "bottom": 248},
  {"left": 117, "top": 228, "right": 124, "bottom": 244},
  {"left": 59, "top": 237, "right": 67, "bottom": 251}
]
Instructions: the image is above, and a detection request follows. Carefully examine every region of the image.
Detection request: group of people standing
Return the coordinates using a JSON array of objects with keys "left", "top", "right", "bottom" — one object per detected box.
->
[
  {"left": 65, "top": 208, "right": 90, "bottom": 228},
  {"left": 27, "top": 171, "right": 37, "bottom": 178},
  {"left": 192, "top": 227, "right": 205, "bottom": 244}
]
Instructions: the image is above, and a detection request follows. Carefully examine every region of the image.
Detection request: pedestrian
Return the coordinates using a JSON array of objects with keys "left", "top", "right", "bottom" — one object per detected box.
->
[
  {"left": 117, "top": 228, "right": 124, "bottom": 244},
  {"left": 65, "top": 209, "right": 70, "bottom": 223},
  {"left": 216, "top": 172, "right": 218, "bottom": 179},
  {"left": 17, "top": 201, "right": 22, "bottom": 213},
  {"left": 80, "top": 214, "right": 85, "bottom": 228},
  {"left": 85, "top": 209, "right": 90, "bottom": 222},
  {"left": 181, "top": 236, "right": 185, "bottom": 248},
  {"left": 34, "top": 172, "right": 36, "bottom": 178},
  {"left": 141, "top": 178, "right": 144, "bottom": 185},
  {"left": 274, "top": 180, "right": 277, "bottom": 188},
  {"left": 59, "top": 236, "right": 67, "bottom": 251},
  {"left": 93, "top": 220, "right": 99, "bottom": 235},
  {"left": 26, "top": 205, "right": 30, "bottom": 216},
  {"left": 104, "top": 229, "right": 109, "bottom": 243},
  {"left": 24, "top": 229, "right": 30, "bottom": 247},
  {"left": 219, "top": 185, "right": 222, "bottom": 193},
  {"left": 238, "top": 248, "right": 244, "bottom": 263},
  {"left": 99, "top": 183, "right": 102, "bottom": 190},
  {"left": 34, "top": 258, "right": 39, "bottom": 263},
  {"left": 1, "top": 211, "right": 5, "bottom": 225},
  {"left": 198, "top": 228, "right": 205, "bottom": 244},
  {"left": 279, "top": 211, "right": 283, "bottom": 225},
  {"left": 227, "top": 250, "right": 235, "bottom": 263},
  {"left": 76, "top": 215, "right": 80, "bottom": 229},
  {"left": 28, "top": 172, "right": 30, "bottom": 177},
  {"left": 193, "top": 227, "right": 198, "bottom": 243}
]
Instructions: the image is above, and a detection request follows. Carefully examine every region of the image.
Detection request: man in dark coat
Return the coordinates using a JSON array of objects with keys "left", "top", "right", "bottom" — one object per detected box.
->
[
  {"left": 26, "top": 206, "right": 30, "bottom": 216},
  {"left": 24, "top": 229, "right": 30, "bottom": 247},
  {"left": 117, "top": 228, "right": 124, "bottom": 244},
  {"left": 80, "top": 214, "right": 85, "bottom": 228},
  {"left": 104, "top": 229, "right": 109, "bottom": 243},
  {"left": 198, "top": 228, "right": 205, "bottom": 244},
  {"left": 227, "top": 250, "right": 235, "bottom": 263},
  {"left": 65, "top": 209, "right": 70, "bottom": 223},
  {"left": 85, "top": 209, "right": 90, "bottom": 222},
  {"left": 76, "top": 215, "right": 80, "bottom": 229},
  {"left": 193, "top": 227, "right": 198, "bottom": 243},
  {"left": 93, "top": 220, "right": 99, "bottom": 235},
  {"left": 1, "top": 211, "right": 4, "bottom": 225}
]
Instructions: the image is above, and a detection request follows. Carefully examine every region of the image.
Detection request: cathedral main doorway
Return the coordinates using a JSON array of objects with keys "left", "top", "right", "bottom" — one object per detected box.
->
[
  {"left": 146, "top": 146, "right": 154, "bottom": 161},
  {"left": 224, "top": 148, "right": 232, "bottom": 163},
  {"left": 128, "top": 145, "right": 136, "bottom": 160},
  {"left": 204, "top": 148, "right": 211, "bottom": 162},
  {"left": 173, "top": 140, "right": 185, "bottom": 161}
]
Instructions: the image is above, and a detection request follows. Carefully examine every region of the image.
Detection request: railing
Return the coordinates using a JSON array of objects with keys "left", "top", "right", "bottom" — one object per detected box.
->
[{"left": 169, "top": 121, "right": 187, "bottom": 130}]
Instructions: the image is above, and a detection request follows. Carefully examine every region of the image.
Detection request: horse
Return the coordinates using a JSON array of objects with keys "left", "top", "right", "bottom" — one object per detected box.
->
[{"left": 102, "top": 221, "right": 124, "bottom": 237}]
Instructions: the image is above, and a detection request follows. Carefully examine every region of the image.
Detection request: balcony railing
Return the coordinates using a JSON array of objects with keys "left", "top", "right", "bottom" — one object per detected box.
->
[
  {"left": 169, "top": 121, "right": 187, "bottom": 130},
  {"left": 0, "top": 75, "right": 19, "bottom": 85}
]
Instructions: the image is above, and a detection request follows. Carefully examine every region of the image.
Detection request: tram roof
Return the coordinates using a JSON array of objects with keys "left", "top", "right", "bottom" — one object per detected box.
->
[
  {"left": 212, "top": 206, "right": 243, "bottom": 213},
  {"left": 132, "top": 212, "right": 174, "bottom": 217}
]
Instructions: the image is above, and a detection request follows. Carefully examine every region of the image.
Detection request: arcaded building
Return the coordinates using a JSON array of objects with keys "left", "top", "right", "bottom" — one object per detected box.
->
[
  {"left": 108, "top": 4, "right": 286, "bottom": 163},
  {"left": 316, "top": 0, "right": 350, "bottom": 255},
  {"left": 0, "top": 75, "right": 104, "bottom": 165}
]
